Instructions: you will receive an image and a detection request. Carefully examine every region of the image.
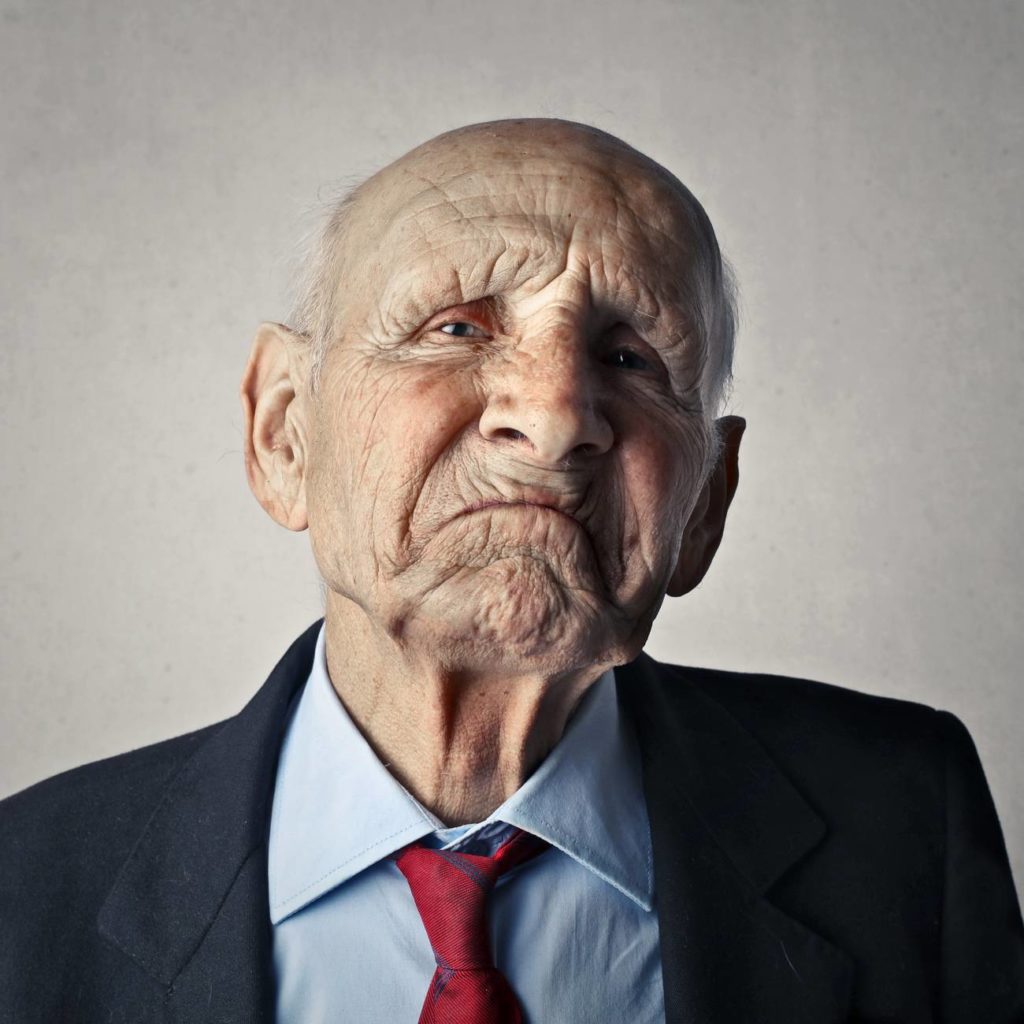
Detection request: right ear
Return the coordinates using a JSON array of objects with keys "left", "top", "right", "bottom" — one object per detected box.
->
[{"left": 239, "top": 322, "right": 311, "bottom": 531}]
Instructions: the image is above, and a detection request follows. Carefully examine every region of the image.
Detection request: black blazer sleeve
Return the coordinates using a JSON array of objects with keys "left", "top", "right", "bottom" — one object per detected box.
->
[{"left": 936, "top": 710, "right": 1024, "bottom": 1021}]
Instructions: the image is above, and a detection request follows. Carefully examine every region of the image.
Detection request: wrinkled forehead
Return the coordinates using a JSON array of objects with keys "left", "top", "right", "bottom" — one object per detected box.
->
[{"left": 342, "top": 136, "right": 709, "bottom": 328}]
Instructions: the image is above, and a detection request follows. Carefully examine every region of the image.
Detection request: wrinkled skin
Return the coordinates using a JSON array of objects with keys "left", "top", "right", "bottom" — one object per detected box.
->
[{"left": 241, "top": 120, "right": 744, "bottom": 823}]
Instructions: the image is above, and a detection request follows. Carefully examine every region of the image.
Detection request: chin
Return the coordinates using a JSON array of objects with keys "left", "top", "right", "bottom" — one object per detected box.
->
[{"left": 417, "top": 557, "right": 619, "bottom": 673}]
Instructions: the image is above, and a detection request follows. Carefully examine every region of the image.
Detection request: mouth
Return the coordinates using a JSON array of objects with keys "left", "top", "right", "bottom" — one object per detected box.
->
[
  {"left": 460, "top": 499, "right": 582, "bottom": 526},
  {"left": 443, "top": 493, "right": 601, "bottom": 580}
]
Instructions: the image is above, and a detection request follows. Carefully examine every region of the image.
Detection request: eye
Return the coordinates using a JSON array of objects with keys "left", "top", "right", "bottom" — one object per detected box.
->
[
  {"left": 607, "top": 348, "right": 652, "bottom": 371},
  {"left": 438, "top": 321, "right": 487, "bottom": 338}
]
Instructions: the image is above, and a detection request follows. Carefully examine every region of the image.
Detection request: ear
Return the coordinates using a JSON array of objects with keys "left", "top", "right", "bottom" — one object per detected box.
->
[
  {"left": 239, "top": 322, "right": 311, "bottom": 531},
  {"left": 667, "top": 415, "right": 746, "bottom": 597}
]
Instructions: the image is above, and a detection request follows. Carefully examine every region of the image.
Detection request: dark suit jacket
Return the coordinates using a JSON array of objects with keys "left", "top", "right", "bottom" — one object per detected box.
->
[{"left": 2, "top": 618, "right": 1022, "bottom": 1022}]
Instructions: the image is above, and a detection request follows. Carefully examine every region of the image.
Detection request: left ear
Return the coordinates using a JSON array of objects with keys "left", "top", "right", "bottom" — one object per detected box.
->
[{"left": 667, "top": 415, "right": 746, "bottom": 597}]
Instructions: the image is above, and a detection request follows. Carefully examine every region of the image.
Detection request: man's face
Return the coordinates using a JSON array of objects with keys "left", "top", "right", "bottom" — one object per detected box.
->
[{"left": 302, "top": 126, "right": 718, "bottom": 674}]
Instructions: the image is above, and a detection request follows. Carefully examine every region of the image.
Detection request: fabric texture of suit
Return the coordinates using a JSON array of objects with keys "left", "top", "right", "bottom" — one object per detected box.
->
[{"left": 1, "top": 617, "right": 1022, "bottom": 1023}]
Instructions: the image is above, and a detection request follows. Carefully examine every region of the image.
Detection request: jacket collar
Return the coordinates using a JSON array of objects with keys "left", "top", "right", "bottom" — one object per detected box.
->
[
  {"left": 616, "top": 651, "right": 854, "bottom": 1024},
  {"left": 97, "top": 619, "right": 852, "bottom": 1021}
]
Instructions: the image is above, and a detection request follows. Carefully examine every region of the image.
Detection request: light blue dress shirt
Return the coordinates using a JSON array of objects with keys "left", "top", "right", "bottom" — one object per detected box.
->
[{"left": 267, "top": 622, "right": 665, "bottom": 1022}]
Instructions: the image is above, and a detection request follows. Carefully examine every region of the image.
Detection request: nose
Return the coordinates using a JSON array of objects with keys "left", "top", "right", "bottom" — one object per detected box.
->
[{"left": 478, "top": 328, "right": 614, "bottom": 466}]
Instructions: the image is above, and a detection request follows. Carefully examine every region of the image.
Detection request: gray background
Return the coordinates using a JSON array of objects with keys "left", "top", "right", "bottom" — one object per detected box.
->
[{"left": 2, "top": 0, "right": 1021, "bottom": 901}]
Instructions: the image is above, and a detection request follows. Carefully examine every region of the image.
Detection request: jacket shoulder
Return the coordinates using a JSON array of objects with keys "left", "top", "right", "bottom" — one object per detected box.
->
[
  {"left": 660, "top": 659, "right": 950, "bottom": 754},
  {"left": 2, "top": 721, "right": 222, "bottom": 821},
  {"left": 640, "top": 659, "right": 966, "bottom": 842},
  {"left": 0, "top": 723, "right": 223, "bottom": 921}
]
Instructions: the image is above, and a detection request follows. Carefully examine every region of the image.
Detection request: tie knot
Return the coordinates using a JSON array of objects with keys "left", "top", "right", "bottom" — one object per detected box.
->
[{"left": 394, "top": 827, "right": 549, "bottom": 972}]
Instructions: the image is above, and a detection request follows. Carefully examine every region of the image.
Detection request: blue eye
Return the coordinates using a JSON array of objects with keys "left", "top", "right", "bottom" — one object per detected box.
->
[
  {"left": 439, "top": 322, "right": 482, "bottom": 338},
  {"left": 608, "top": 349, "right": 650, "bottom": 371}
]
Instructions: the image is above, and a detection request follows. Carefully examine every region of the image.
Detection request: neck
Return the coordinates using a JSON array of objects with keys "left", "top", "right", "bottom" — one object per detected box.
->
[{"left": 321, "top": 591, "right": 607, "bottom": 826}]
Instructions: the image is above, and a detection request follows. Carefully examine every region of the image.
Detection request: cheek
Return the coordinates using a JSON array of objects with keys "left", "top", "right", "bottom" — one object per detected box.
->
[
  {"left": 618, "top": 421, "right": 708, "bottom": 546},
  {"left": 398, "top": 371, "right": 480, "bottom": 440},
  {"left": 325, "top": 361, "right": 481, "bottom": 509}
]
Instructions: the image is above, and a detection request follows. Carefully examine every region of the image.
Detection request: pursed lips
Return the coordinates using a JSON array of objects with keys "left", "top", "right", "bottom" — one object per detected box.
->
[
  {"left": 460, "top": 499, "right": 583, "bottom": 526},
  {"left": 449, "top": 493, "right": 601, "bottom": 567}
]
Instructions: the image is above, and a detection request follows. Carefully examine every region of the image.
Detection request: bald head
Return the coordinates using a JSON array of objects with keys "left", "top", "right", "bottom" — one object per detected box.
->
[{"left": 290, "top": 118, "right": 735, "bottom": 415}]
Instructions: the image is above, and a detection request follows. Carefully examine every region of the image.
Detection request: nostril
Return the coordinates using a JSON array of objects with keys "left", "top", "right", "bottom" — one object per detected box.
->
[{"left": 493, "top": 428, "right": 527, "bottom": 442}]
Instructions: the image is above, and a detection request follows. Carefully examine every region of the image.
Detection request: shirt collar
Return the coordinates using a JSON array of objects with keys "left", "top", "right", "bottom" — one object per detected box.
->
[{"left": 268, "top": 621, "right": 653, "bottom": 924}]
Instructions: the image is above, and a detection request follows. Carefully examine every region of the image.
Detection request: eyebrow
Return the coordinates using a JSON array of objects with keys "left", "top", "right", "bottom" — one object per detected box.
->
[{"left": 377, "top": 239, "right": 686, "bottom": 338}]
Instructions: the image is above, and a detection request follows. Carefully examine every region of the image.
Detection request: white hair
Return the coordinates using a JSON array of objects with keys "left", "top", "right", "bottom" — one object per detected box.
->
[
  {"left": 288, "top": 172, "right": 738, "bottom": 421},
  {"left": 288, "top": 178, "right": 367, "bottom": 397}
]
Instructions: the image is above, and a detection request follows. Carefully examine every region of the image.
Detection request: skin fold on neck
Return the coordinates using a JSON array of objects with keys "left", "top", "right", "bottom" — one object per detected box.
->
[{"left": 322, "top": 589, "right": 609, "bottom": 826}]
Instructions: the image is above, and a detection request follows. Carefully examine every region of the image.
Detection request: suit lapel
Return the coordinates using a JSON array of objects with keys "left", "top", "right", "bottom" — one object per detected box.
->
[
  {"left": 617, "top": 653, "right": 854, "bottom": 1024},
  {"left": 96, "top": 618, "right": 323, "bottom": 1021}
]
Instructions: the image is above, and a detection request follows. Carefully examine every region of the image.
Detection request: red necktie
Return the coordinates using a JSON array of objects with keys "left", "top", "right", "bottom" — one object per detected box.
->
[{"left": 393, "top": 827, "right": 550, "bottom": 1023}]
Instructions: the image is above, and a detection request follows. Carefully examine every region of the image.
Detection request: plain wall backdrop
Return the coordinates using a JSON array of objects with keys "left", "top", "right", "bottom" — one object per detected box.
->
[{"left": 2, "top": 0, "right": 1021, "bottom": 902}]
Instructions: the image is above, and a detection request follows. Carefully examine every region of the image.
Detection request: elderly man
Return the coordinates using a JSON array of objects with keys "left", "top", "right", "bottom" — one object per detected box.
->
[{"left": 1, "top": 119, "right": 1022, "bottom": 1023}]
